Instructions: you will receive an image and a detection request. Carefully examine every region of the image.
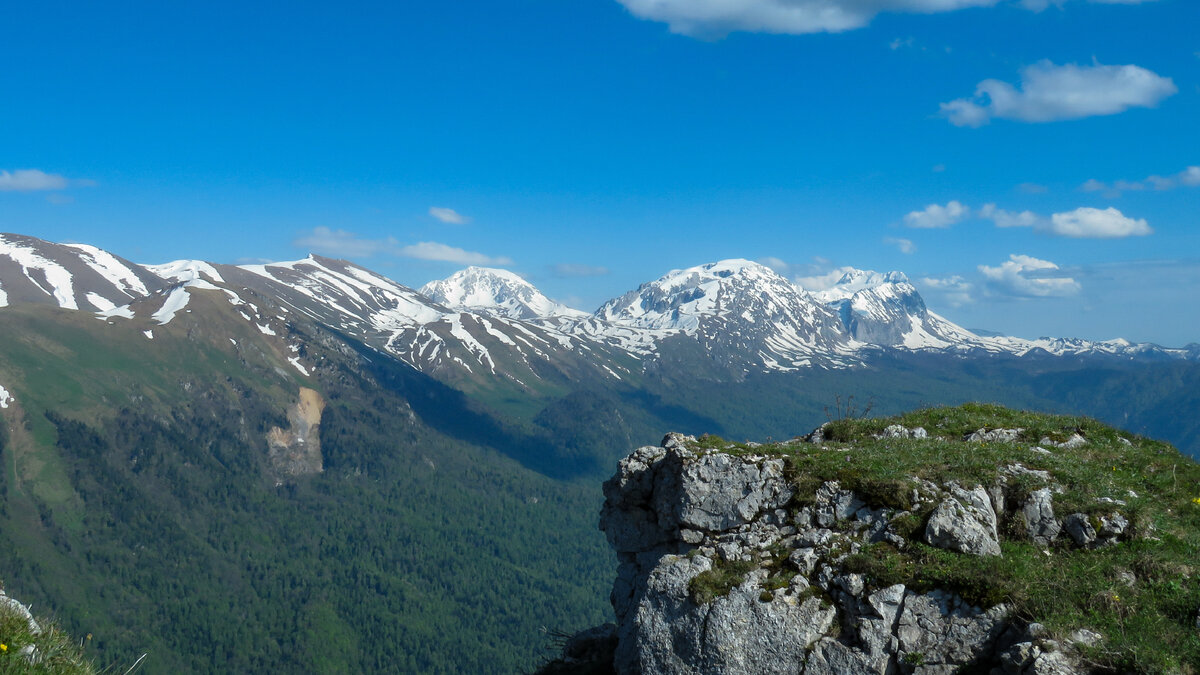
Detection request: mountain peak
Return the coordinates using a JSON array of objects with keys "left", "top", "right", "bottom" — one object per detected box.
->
[{"left": 420, "top": 267, "right": 586, "bottom": 320}]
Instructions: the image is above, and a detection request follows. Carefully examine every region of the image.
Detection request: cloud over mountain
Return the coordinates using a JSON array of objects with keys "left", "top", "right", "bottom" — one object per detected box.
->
[{"left": 979, "top": 254, "right": 1081, "bottom": 298}]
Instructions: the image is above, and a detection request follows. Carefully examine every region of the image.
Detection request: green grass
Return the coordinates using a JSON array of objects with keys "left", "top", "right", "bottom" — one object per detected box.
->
[
  {"left": 688, "top": 559, "right": 757, "bottom": 605},
  {"left": 696, "top": 403, "right": 1200, "bottom": 673},
  {"left": 0, "top": 592, "right": 93, "bottom": 675}
]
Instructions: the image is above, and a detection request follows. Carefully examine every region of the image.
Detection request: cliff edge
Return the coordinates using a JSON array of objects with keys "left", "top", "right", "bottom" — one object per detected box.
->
[{"left": 542, "top": 404, "right": 1200, "bottom": 675}]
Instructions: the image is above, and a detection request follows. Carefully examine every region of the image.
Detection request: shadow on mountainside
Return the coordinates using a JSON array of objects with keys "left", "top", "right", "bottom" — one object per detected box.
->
[{"left": 343, "top": 337, "right": 604, "bottom": 480}]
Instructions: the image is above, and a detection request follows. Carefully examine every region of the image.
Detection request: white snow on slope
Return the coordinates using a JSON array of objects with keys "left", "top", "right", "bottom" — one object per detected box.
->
[
  {"left": 146, "top": 259, "right": 225, "bottom": 284},
  {"left": 0, "top": 235, "right": 78, "bottom": 309},
  {"left": 153, "top": 287, "right": 191, "bottom": 324},
  {"left": 0, "top": 384, "right": 13, "bottom": 409},
  {"left": 86, "top": 292, "right": 118, "bottom": 312},
  {"left": 65, "top": 243, "right": 150, "bottom": 296},
  {"left": 288, "top": 357, "right": 310, "bottom": 376}
]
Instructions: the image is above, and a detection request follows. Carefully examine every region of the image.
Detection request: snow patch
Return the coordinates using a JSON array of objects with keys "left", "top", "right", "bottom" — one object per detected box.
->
[
  {"left": 0, "top": 384, "right": 13, "bottom": 409},
  {"left": 0, "top": 235, "right": 78, "bottom": 309},
  {"left": 143, "top": 330, "right": 154, "bottom": 340},
  {"left": 257, "top": 323, "right": 276, "bottom": 336},
  {"left": 67, "top": 243, "right": 149, "bottom": 296},
  {"left": 287, "top": 357, "right": 310, "bottom": 376},
  {"left": 152, "top": 287, "right": 191, "bottom": 324},
  {"left": 97, "top": 304, "right": 136, "bottom": 319},
  {"left": 145, "top": 259, "right": 225, "bottom": 284},
  {"left": 86, "top": 292, "right": 118, "bottom": 311}
]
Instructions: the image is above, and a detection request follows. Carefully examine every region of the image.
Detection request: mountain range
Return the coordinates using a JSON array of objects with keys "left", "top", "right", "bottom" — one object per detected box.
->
[
  {"left": 1, "top": 232, "right": 1194, "bottom": 388},
  {"left": 1, "top": 231, "right": 1198, "bottom": 672}
]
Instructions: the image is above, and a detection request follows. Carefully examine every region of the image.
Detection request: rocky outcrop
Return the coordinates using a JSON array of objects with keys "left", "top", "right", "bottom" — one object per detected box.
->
[{"left": 564, "top": 431, "right": 1140, "bottom": 675}]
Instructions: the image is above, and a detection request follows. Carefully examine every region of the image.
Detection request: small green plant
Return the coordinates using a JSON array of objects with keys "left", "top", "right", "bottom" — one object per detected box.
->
[
  {"left": 688, "top": 559, "right": 757, "bottom": 605},
  {"left": 0, "top": 603, "right": 94, "bottom": 675},
  {"left": 901, "top": 651, "right": 926, "bottom": 667}
]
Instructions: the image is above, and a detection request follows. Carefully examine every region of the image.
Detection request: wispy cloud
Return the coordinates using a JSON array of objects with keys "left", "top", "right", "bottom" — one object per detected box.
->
[
  {"left": 904, "top": 201, "right": 969, "bottom": 229},
  {"left": 906, "top": 202, "right": 1151, "bottom": 239},
  {"left": 0, "top": 169, "right": 92, "bottom": 192},
  {"left": 979, "top": 254, "right": 1081, "bottom": 298},
  {"left": 979, "top": 204, "right": 1040, "bottom": 229},
  {"left": 429, "top": 207, "right": 470, "bottom": 224},
  {"left": 940, "top": 60, "right": 1176, "bottom": 127},
  {"left": 1017, "top": 182, "right": 1049, "bottom": 194},
  {"left": 399, "top": 242, "right": 513, "bottom": 265},
  {"left": 550, "top": 263, "right": 610, "bottom": 278},
  {"left": 1079, "top": 165, "right": 1200, "bottom": 197},
  {"left": 294, "top": 227, "right": 400, "bottom": 258},
  {"left": 884, "top": 237, "right": 916, "bottom": 254},
  {"left": 794, "top": 266, "right": 861, "bottom": 291},
  {"left": 293, "top": 227, "right": 512, "bottom": 265},
  {"left": 616, "top": 0, "right": 1160, "bottom": 38},
  {"left": 917, "top": 275, "right": 975, "bottom": 307}
]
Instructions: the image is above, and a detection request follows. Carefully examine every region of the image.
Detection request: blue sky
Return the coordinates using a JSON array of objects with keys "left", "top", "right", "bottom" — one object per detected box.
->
[{"left": 2, "top": 0, "right": 1198, "bottom": 345}]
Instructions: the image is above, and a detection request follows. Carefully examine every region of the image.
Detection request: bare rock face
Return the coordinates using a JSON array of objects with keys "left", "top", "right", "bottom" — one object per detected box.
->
[
  {"left": 1021, "top": 488, "right": 1062, "bottom": 547},
  {"left": 592, "top": 436, "right": 1082, "bottom": 675},
  {"left": 924, "top": 485, "right": 1002, "bottom": 557},
  {"left": 266, "top": 386, "right": 326, "bottom": 480}
]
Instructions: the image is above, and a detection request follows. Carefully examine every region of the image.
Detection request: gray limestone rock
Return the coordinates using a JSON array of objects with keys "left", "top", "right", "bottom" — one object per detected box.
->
[
  {"left": 878, "top": 425, "right": 929, "bottom": 440},
  {"left": 1021, "top": 488, "right": 1061, "bottom": 547},
  {"left": 896, "top": 589, "right": 1009, "bottom": 668},
  {"left": 627, "top": 555, "right": 836, "bottom": 675},
  {"left": 924, "top": 485, "right": 1002, "bottom": 556},
  {"left": 1063, "top": 513, "right": 1097, "bottom": 548},
  {"left": 966, "top": 428, "right": 1023, "bottom": 443},
  {"left": 592, "top": 441, "right": 1106, "bottom": 675}
]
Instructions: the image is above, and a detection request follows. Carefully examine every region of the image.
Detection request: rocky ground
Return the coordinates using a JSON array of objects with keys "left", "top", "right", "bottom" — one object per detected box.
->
[{"left": 540, "top": 404, "right": 1200, "bottom": 675}]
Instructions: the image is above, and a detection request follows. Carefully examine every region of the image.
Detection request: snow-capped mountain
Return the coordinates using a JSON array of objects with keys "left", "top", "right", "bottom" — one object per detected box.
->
[
  {"left": 595, "top": 259, "right": 860, "bottom": 370},
  {"left": 806, "top": 269, "right": 976, "bottom": 349},
  {"left": 419, "top": 267, "right": 588, "bottom": 321},
  {"left": 0, "top": 233, "right": 1194, "bottom": 391},
  {"left": 0, "top": 233, "right": 165, "bottom": 311}
]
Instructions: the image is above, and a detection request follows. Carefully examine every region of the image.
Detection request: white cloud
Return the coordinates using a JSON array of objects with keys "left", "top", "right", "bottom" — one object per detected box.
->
[
  {"left": 616, "top": 0, "right": 1162, "bottom": 37},
  {"left": 294, "top": 227, "right": 512, "bottom": 265},
  {"left": 0, "top": 169, "right": 72, "bottom": 192},
  {"left": 1017, "top": 182, "right": 1048, "bottom": 194},
  {"left": 399, "top": 242, "right": 513, "bottom": 266},
  {"left": 429, "top": 207, "right": 470, "bottom": 224},
  {"left": 979, "top": 203, "right": 1041, "bottom": 229},
  {"left": 904, "top": 200, "right": 969, "bottom": 229},
  {"left": 918, "top": 275, "right": 975, "bottom": 307},
  {"left": 615, "top": 0, "right": 1008, "bottom": 38},
  {"left": 940, "top": 60, "right": 1176, "bottom": 127},
  {"left": 794, "top": 266, "right": 860, "bottom": 291},
  {"left": 979, "top": 254, "right": 1081, "bottom": 298},
  {"left": 1047, "top": 207, "right": 1151, "bottom": 238},
  {"left": 884, "top": 237, "right": 916, "bottom": 254},
  {"left": 294, "top": 227, "right": 401, "bottom": 258},
  {"left": 1079, "top": 165, "right": 1200, "bottom": 196},
  {"left": 551, "top": 263, "right": 610, "bottom": 277},
  {"left": 1022, "top": 0, "right": 1158, "bottom": 9}
]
